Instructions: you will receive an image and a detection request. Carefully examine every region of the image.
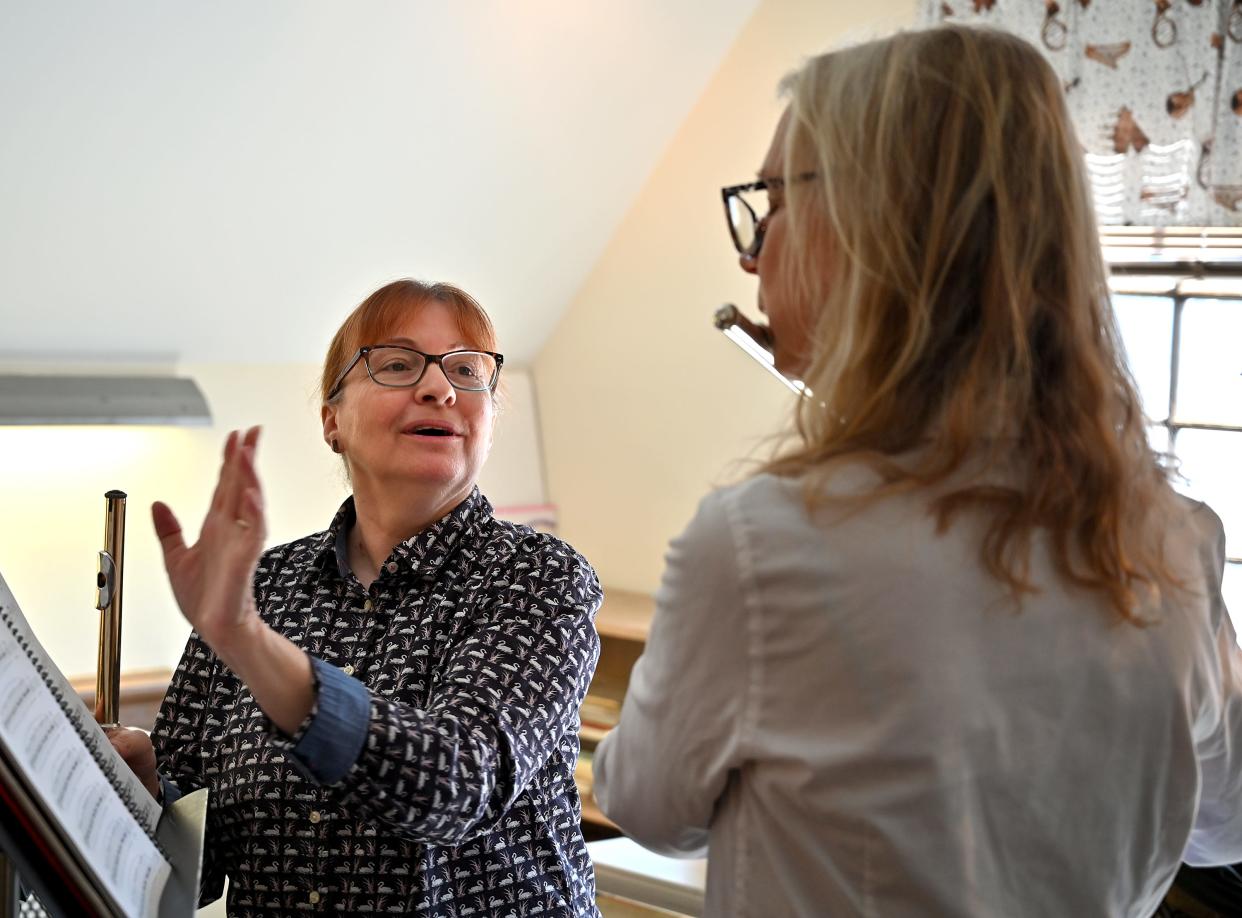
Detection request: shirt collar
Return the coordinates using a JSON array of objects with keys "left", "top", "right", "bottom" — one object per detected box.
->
[{"left": 327, "top": 487, "right": 492, "bottom": 582}]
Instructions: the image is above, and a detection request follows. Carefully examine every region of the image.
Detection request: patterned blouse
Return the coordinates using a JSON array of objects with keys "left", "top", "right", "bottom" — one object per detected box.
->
[{"left": 152, "top": 488, "right": 603, "bottom": 916}]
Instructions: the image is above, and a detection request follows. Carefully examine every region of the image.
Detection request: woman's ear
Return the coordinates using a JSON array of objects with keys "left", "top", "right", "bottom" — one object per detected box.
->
[{"left": 321, "top": 403, "right": 341, "bottom": 454}]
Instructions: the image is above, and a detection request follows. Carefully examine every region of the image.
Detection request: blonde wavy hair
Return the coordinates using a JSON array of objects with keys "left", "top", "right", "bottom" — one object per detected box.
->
[{"left": 764, "top": 25, "right": 1180, "bottom": 623}]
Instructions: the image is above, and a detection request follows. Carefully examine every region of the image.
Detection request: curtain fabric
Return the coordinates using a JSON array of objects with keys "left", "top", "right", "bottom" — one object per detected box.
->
[{"left": 924, "top": 1, "right": 1242, "bottom": 227}]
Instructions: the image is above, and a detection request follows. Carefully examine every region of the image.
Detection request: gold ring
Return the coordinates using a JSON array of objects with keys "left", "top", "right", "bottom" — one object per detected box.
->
[{"left": 235, "top": 518, "right": 252, "bottom": 529}]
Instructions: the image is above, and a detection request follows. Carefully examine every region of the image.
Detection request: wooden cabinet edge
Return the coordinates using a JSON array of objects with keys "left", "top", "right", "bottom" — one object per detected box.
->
[
  {"left": 583, "top": 587, "right": 648, "bottom": 832},
  {"left": 580, "top": 723, "right": 611, "bottom": 745},
  {"left": 582, "top": 794, "right": 617, "bottom": 829},
  {"left": 596, "top": 588, "right": 655, "bottom": 642},
  {"left": 68, "top": 666, "right": 173, "bottom": 696},
  {"left": 69, "top": 667, "right": 172, "bottom": 732}
]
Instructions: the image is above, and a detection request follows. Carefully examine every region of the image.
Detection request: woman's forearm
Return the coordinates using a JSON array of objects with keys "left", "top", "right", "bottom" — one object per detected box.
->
[{"left": 214, "top": 620, "right": 315, "bottom": 735}]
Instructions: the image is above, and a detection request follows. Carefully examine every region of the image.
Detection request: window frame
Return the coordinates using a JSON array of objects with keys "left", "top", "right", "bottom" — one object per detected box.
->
[{"left": 1105, "top": 228, "right": 1242, "bottom": 611}]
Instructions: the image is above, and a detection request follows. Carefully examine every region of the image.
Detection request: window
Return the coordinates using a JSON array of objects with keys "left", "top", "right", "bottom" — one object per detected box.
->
[{"left": 1105, "top": 228, "right": 1242, "bottom": 638}]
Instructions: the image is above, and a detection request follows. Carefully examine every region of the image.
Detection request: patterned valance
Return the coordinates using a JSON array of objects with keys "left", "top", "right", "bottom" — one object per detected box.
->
[{"left": 924, "top": 1, "right": 1242, "bottom": 227}]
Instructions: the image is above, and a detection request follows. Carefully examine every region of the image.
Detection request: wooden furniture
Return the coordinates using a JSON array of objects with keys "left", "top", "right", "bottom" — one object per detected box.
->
[
  {"left": 577, "top": 588, "right": 655, "bottom": 837},
  {"left": 596, "top": 895, "right": 690, "bottom": 918},
  {"left": 69, "top": 667, "right": 172, "bottom": 732},
  {"left": 589, "top": 838, "right": 706, "bottom": 917}
]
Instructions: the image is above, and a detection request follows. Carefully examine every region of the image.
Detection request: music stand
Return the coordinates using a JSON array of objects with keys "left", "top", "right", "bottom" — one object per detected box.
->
[{"left": 0, "top": 751, "right": 205, "bottom": 918}]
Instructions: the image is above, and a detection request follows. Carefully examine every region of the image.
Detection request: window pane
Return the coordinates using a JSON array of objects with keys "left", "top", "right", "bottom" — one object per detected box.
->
[
  {"left": 1225, "top": 563, "right": 1241, "bottom": 646},
  {"left": 1172, "top": 429, "right": 1242, "bottom": 557},
  {"left": 1111, "top": 294, "right": 1173, "bottom": 422},
  {"left": 1176, "top": 298, "right": 1242, "bottom": 426}
]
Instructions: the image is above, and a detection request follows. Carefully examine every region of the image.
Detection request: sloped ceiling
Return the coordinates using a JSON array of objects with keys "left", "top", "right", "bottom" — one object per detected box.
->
[{"left": 0, "top": 1, "right": 760, "bottom": 366}]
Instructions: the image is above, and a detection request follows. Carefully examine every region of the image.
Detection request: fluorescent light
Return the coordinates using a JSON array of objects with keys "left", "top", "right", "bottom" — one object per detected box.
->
[{"left": 0, "top": 375, "right": 212, "bottom": 426}]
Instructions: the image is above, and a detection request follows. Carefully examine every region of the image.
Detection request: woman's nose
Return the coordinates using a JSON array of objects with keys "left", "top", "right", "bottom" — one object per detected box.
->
[{"left": 414, "top": 364, "right": 456, "bottom": 404}]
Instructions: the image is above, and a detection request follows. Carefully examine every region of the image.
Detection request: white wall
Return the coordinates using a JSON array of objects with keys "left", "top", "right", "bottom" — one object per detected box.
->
[
  {"left": 533, "top": 0, "right": 919, "bottom": 594},
  {"left": 0, "top": 365, "right": 545, "bottom": 680},
  {"left": 0, "top": 2, "right": 763, "bottom": 368}
]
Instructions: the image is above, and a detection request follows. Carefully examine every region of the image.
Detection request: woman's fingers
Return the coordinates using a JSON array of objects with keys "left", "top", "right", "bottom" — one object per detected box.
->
[
  {"left": 207, "top": 428, "right": 264, "bottom": 529},
  {"left": 207, "top": 430, "right": 239, "bottom": 526},
  {"left": 105, "top": 725, "right": 153, "bottom": 759},
  {"left": 155, "top": 427, "right": 258, "bottom": 565},
  {"left": 239, "top": 486, "right": 267, "bottom": 541},
  {"left": 104, "top": 726, "right": 159, "bottom": 798},
  {"left": 152, "top": 428, "right": 266, "bottom": 643},
  {"left": 164, "top": 430, "right": 262, "bottom": 531},
  {"left": 152, "top": 501, "right": 187, "bottom": 563},
  {"left": 231, "top": 428, "right": 264, "bottom": 524},
  {"left": 236, "top": 428, "right": 262, "bottom": 494}
]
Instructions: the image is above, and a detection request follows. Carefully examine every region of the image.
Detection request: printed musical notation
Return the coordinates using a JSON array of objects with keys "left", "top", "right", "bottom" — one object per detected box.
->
[{"left": 0, "top": 575, "right": 170, "bottom": 918}]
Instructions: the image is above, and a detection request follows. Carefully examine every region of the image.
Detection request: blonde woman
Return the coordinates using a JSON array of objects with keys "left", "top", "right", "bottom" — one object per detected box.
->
[{"left": 592, "top": 26, "right": 1241, "bottom": 917}]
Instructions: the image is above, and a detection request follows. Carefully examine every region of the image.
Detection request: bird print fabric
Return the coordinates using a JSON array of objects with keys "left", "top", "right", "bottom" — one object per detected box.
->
[{"left": 153, "top": 488, "right": 604, "bottom": 916}]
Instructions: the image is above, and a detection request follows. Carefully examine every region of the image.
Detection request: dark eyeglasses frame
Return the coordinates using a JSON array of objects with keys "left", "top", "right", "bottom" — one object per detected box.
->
[
  {"left": 327, "top": 345, "right": 505, "bottom": 401},
  {"left": 721, "top": 172, "right": 818, "bottom": 258}
]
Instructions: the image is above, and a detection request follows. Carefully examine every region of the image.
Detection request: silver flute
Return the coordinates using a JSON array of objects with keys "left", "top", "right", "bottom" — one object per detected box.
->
[{"left": 713, "top": 303, "right": 804, "bottom": 394}]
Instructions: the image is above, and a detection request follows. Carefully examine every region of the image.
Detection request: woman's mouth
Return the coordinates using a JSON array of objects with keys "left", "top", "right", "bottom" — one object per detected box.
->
[{"left": 403, "top": 423, "right": 461, "bottom": 439}]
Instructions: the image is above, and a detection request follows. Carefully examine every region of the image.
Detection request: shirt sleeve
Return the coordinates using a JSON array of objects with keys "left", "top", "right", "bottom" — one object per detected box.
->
[
  {"left": 151, "top": 632, "right": 227, "bottom": 907},
  {"left": 158, "top": 773, "right": 182, "bottom": 807},
  {"left": 265, "top": 533, "right": 603, "bottom": 847},
  {"left": 1184, "top": 506, "right": 1242, "bottom": 866},
  {"left": 281, "top": 657, "right": 371, "bottom": 782},
  {"left": 246, "top": 656, "right": 388, "bottom": 787},
  {"left": 593, "top": 489, "right": 751, "bottom": 857}
]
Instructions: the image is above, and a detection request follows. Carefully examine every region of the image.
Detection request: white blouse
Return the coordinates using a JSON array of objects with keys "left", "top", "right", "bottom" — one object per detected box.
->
[{"left": 593, "top": 469, "right": 1242, "bottom": 917}]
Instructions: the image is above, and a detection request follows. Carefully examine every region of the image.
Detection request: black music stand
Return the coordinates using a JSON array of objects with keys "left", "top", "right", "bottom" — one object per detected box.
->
[{"left": 0, "top": 752, "right": 205, "bottom": 918}]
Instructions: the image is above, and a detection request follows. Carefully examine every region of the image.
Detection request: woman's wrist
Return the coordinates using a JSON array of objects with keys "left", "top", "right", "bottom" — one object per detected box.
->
[
  {"left": 214, "top": 621, "right": 315, "bottom": 735},
  {"left": 205, "top": 611, "right": 269, "bottom": 678}
]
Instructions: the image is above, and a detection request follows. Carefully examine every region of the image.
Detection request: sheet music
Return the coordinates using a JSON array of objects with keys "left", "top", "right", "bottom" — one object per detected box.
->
[
  {"left": 0, "top": 574, "right": 170, "bottom": 917},
  {"left": 1, "top": 581, "right": 163, "bottom": 833}
]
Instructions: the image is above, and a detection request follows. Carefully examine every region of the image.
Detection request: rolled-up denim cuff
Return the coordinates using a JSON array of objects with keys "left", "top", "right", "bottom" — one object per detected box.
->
[
  {"left": 286, "top": 656, "right": 371, "bottom": 785},
  {"left": 159, "top": 773, "right": 183, "bottom": 807}
]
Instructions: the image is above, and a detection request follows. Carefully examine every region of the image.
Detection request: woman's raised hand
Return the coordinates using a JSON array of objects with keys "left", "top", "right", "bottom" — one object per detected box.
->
[{"left": 152, "top": 427, "right": 268, "bottom": 662}]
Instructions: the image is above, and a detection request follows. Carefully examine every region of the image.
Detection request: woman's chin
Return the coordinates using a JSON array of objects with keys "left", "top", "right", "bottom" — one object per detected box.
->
[{"left": 373, "top": 457, "right": 464, "bottom": 491}]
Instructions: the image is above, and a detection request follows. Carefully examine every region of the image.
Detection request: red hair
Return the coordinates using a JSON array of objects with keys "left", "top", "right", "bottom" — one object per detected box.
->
[{"left": 320, "top": 280, "right": 498, "bottom": 404}]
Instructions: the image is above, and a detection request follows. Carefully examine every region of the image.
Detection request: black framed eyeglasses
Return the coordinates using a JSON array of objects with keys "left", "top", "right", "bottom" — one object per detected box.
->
[
  {"left": 721, "top": 172, "right": 817, "bottom": 258},
  {"left": 327, "top": 345, "right": 504, "bottom": 400}
]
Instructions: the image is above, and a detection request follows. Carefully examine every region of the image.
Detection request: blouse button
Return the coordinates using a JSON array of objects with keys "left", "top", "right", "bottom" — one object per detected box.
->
[
  {"left": 386, "top": 561, "right": 398, "bottom": 574},
  {"left": 308, "top": 891, "right": 321, "bottom": 904},
  {"left": 309, "top": 810, "right": 322, "bottom": 824},
  {"left": 363, "top": 599, "right": 373, "bottom": 612},
  {"left": 342, "top": 665, "right": 355, "bottom": 677}
]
